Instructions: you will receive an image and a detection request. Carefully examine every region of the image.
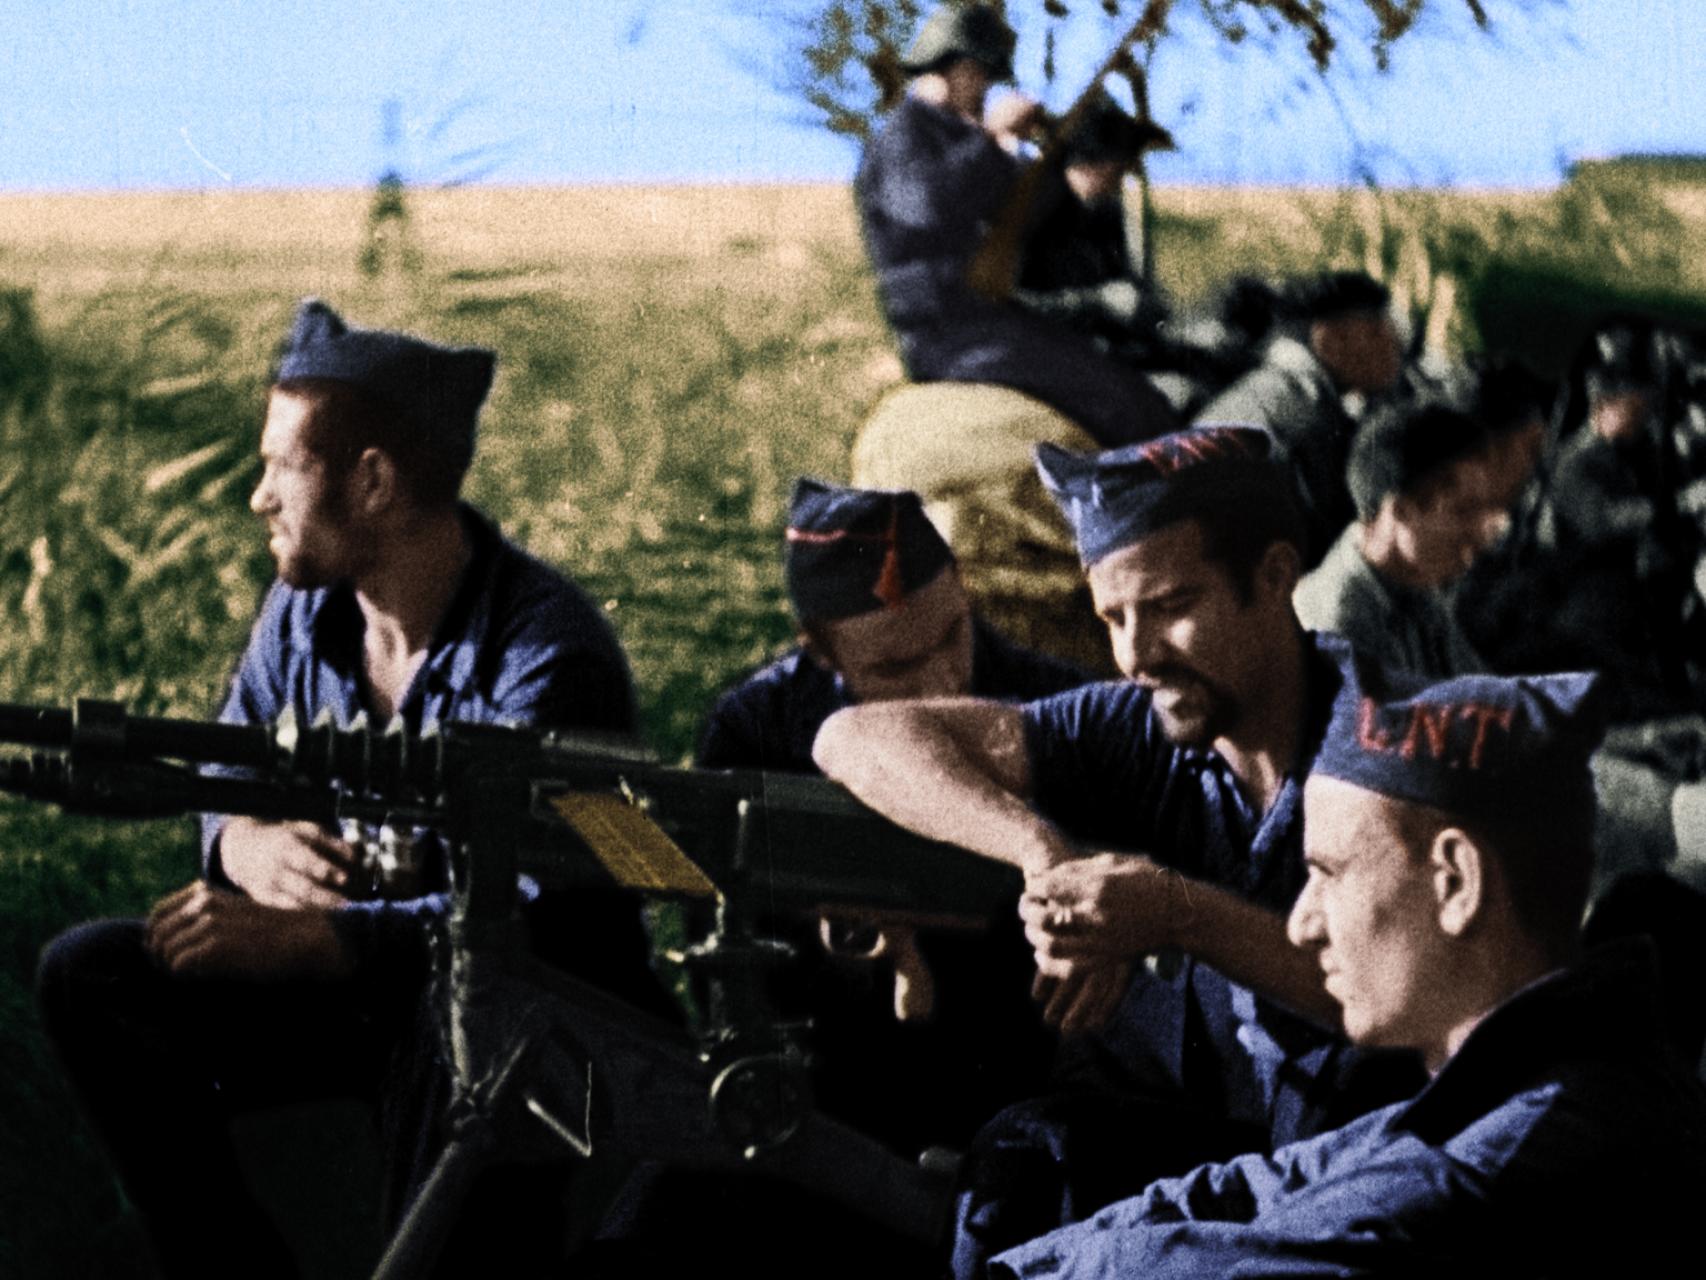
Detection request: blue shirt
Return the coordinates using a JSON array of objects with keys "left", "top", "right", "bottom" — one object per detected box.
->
[
  {"left": 697, "top": 617, "right": 1089, "bottom": 774},
  {"left": 694, "top": 619, "right": 1088, "bottom": 1147},
  {"left": 1020, "top": 634, "right": 1421, "bottom": 1144},
  {"left": 201, "top": 506, "right": 636, "bottom": 971},
  {"left": 855, "top": 94, "right": 1026, "bottom": 335},
  {"left": 993, "top": 941, "right": 1706, "bottom": 1278}
]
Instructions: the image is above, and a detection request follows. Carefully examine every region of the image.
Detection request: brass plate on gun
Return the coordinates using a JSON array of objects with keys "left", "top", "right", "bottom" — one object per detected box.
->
[{"left": 547, "top": 792, "right": 718, "bottom": 897}]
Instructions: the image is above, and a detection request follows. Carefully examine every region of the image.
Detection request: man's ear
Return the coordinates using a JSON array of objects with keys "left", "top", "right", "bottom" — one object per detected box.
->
[
  {"left": 1431, "top": 827, "right": 1485, "bottom": 937},
  {"left": 1255, "top": 538, "right": 1302, "bottom": 604},
  {"left": 349, "top": 447, "right": 398, "bottom": 517}
]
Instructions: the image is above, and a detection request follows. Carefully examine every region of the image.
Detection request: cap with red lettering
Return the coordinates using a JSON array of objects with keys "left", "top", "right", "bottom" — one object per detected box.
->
[
  {"left": 1035, "top": 425, "right": 1293, "bottom": 568},
  {"left": 1313, "top": 656, "right": 1605, "bottom": 834},
  {"left": 785, "top": 478, "right": 955, "bottom": 622}
]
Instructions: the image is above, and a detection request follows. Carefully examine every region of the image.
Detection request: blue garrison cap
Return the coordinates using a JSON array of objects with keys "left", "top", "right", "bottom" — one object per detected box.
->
[
  {"left": 1036, "top": 425, "right": 1282, "bottom": 567},
  {"left": 274, "top": 299, "right": 496, "bottom": 456},
  {"left": 785, "top": 478, "right": 955, "bottom": 622},
  {"left": 1313, "top": 654, "right": 1604, "bottom": 836}
]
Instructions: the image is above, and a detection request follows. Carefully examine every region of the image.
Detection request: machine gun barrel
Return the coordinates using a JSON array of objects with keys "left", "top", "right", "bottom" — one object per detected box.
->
[{"left": 0, "top": 698, "right": 1022, "bottom": 925}]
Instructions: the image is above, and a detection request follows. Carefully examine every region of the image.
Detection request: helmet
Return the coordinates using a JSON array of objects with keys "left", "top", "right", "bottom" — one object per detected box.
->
[{"left": 901, "top": 4, "right": 1017, "bottom": 83}]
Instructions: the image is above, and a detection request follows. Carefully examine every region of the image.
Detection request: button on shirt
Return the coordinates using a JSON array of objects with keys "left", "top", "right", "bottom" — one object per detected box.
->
[
  {"left": 1020, "top": 635, "right": 1420, "bottom": 1145},
  {"left": 200, "top": 505, "right": 636, "bottom": 970},
  {"left": 993, "top": 941, "right": 1706, "bottom": 1278}
]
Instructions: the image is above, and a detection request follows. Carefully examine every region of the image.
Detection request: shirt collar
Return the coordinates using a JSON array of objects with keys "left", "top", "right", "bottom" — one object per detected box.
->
[
  {"left": 301, "top": 503, "right": 503, "bottom": 705},
  {"left": 1394, "top": 939, "right": 1670, "bottom": 1139}
]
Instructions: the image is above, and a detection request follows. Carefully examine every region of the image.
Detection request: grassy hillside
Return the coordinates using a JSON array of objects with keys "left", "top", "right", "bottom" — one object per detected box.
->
[{"left": 0, "top": 178, "right": 1699, "bottom": 1275}]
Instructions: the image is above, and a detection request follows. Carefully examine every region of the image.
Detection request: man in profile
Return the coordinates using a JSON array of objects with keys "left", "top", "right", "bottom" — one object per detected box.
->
[
  {"left": 37, "top": 299, "right": 661, "bottom": 1277},
  {"left": 990, "top": 661, "right": 1706, "bottom": 1277}
]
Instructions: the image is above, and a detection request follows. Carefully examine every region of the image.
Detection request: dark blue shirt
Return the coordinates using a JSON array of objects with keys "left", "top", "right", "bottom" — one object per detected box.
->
[
  {"left": 201, "top": 506, "right": 636, "bottom": 969},
  {"left": 855, "top": 94, "right": 1025, "bottom": 334},
  {"left": 697, "top": 617, "right": 1089, "bottom": 774},
  {"left": 1021, "top": 634, "right": 1418, "bottom": 1144},
  {"left": 993, "top": 941, "right": 1706, "bottom": 1278},
  {"left": 695, "top": 618, "right": 1087, "bottom": 1147}
]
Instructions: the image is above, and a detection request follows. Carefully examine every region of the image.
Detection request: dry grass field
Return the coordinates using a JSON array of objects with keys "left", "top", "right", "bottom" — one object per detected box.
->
[{"left": 0, "top": 175, "right": 1701, "bottom": 1275}]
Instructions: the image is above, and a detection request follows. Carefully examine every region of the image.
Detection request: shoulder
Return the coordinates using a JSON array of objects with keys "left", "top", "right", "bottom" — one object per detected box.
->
[
  {"left": 483, "top": 526, "right": 623, "bottom": 665},
  {"left": 1021, "top": 679, "right": 1158, "bottom": 748},
  {"left": 1199, "top": 339, "right": 1332, "bottom": 431},
  {"left": 1294, "top": 532, "right": 1387, "bottom": 636},
  {"left": 711, "top": 648, "right": 829, "bottom": 718},
  {"left": 248, "top": 579, "right": 331, "bottom": 658}
]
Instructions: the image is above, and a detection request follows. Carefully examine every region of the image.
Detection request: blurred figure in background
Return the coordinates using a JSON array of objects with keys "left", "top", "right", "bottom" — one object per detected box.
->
[
  {"left": 1294, "top": 402, "right": 1507, "bottom": 678},
  {"left": 1011, "top": 90, "right": 1173, "bottom": 368},
  {"left": 1196, "top": 270, "right": 1404, "bottom": 567},
  {"left": 854, "top": 3, "right": 1180, "bottom": 446}
]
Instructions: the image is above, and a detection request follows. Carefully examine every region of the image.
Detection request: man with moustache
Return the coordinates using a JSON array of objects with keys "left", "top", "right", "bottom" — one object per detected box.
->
[
  {"left": 814, "top": 425, "right": 1421, "bottom": 1279},
  {"left": 988, "top": 661, "right": 1706, "bottom": 1278},
  {"left": 36, "top": 300, "right": 660, "bottom": 1277}
]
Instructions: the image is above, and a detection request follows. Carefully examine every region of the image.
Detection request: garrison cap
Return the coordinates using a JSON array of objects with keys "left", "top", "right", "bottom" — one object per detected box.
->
[
  {"left": 274, "top": 299, "right": 496, "bottom": 459},
  {"left": 1062, "top": 91, "right": 1175, "bottom": 165},
  {"left": 1036, "top": 425, "right": 1283, "bottom": 567},
  {"left": 1280, "top": 271, "right": 1391, "bottom": 325},
  {"left": 1313, "top": 654, "right": 1604, "bottom": 838},
  {"left": 1347, "top": 402, "right": 1491, "bottom": 521},
  {"left": 785, "top": 478, "right": 955, "bottom": 622},
  {"left": 902, "top": 4, "right": 1017, "bottom": 82}
]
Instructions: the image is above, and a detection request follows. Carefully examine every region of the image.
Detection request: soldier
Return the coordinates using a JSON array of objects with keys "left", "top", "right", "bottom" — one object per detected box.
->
[
  {"left": 1195, "top": 271, "right": 1403, "bottom": 567},
  {"left": 854, "top": 3, "right": 1181, "bottom": 447},
  {"left": 1011, "top": 91, "right": 1171, "bottom": 366},
  {"left": 702, "top": 476, "right": 1086, "bottom": 1126},
  {"left": 814, "top": 426, "right": 1422, "bottom": 1280},
  {"left": 987, "top": 663, "right": 1706, "bottom": 1278},
  {"left": 593, "top": 480, "right": 1090, "bottom": 1277},
  {"left": 35, "top": 300, "right": 665, "bottom": 1277},
  {"left": 1547, "top": 321, "right": 1700, "bottom": 716},
  {"left": 700, "top": 477, "right": 1088, "bottom": 775},
  {"left": 1293, "top": 402, "right": 1508, "bottom": 678},
  {"left": 1294, "top": 394, "right": 1706, "bottom": 997}
]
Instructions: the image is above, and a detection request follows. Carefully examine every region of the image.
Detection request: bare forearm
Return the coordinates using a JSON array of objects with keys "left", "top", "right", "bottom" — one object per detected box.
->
[
  {"left": 814, "top": 700, "right": 1069, "bottom": 872},
  {"left": 1175, "top": 880, "right": 1340, "bottom": 1029}
]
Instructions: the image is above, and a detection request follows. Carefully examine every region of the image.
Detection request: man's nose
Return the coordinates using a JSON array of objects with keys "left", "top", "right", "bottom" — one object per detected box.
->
[
  {"left": 1110, "top": 610, "right": 1162, "bottom": 678},
  {"left": 1287, "top": 877, "right": 1323, "bottom": 949},
  {"left": 250, "top": 472, "right": 274, "bottom": 516}
]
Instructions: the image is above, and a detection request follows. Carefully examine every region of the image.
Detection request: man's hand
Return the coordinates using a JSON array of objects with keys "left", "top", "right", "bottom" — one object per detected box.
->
[
  {"left": 984, "top": 92, "right": 1044, "bottom": 148},
  {"left": 145, "top": 881, "right": 354, "bottom": 981},
  {"left": 818, "top": 919, "right": 937, "bottom": 1022},
  {"left": 1020, "top": 853, "right": 1189, "bottom": 967},
  {"left": 218, "top": 817, "right": 363, "bottom": 908},
  {"left": 1031, "top": 961, "right": 1132, "bottom": 1036}
]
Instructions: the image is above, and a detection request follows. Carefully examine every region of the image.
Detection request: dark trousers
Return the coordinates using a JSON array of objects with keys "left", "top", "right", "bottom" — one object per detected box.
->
[
  {"left": 36, "top": 918, "right": 413, "bottom": 1279},
  {"left": 901, "top": 306, "right": 1183, "bottom": 449}
]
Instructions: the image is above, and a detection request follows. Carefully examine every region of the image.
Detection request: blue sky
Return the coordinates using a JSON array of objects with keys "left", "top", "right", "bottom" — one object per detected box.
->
[{"left": 0, "top": 1, "right": 1700, "bottom": 191}]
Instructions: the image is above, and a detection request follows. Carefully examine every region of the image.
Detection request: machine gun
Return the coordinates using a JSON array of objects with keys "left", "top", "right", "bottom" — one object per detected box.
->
[{"left": 0, "top": 699, "right": 1022, "bottom": 1277}]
